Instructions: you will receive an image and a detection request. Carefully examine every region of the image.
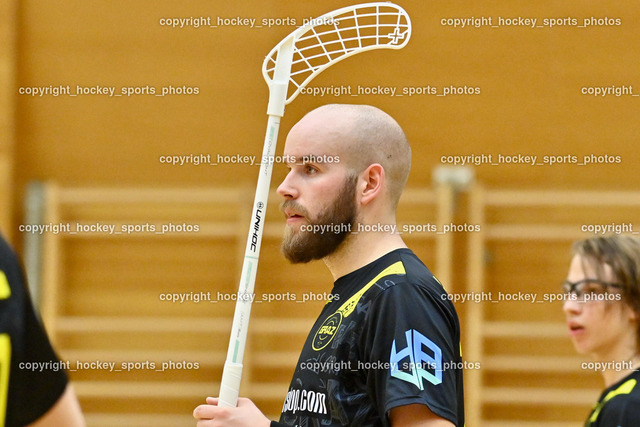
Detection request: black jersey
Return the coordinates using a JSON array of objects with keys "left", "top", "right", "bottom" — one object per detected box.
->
[
  {"left": 0, "top": 235, "right": 68, "bottom": 426},
  {"left": 586, "top": 369, "right": 640, "bottom": 427},
  {"left": 276, "top": 248, "right": 464, "bottom": 426}
]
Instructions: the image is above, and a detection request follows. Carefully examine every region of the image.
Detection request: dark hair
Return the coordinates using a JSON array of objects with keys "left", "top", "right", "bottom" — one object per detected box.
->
[{"left": 572, "top": 235, "right": 640, "bottom": 348}]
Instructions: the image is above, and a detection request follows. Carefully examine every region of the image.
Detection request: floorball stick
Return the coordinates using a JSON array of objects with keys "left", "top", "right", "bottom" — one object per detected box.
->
[{"left": 218, "top": 2, "right": 412, "bottom": 407}]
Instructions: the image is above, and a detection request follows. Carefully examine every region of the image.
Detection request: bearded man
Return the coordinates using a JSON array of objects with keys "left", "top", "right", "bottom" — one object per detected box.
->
[{"left": 194, "top": 104, "right": 465, "bottom": 427}]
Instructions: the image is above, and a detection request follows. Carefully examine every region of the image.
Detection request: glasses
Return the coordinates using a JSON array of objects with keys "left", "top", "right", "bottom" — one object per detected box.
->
[{"left": 562, "top": 279, "right": 623, "bottom": 302}]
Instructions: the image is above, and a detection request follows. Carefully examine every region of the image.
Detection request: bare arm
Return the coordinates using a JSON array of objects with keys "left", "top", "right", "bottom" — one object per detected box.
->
[
  {"left": 390, "top": 403, "right": 455, "bottom": 427},
  {"left": 27, "top": 384, "right": 85, "bottom": 427}
]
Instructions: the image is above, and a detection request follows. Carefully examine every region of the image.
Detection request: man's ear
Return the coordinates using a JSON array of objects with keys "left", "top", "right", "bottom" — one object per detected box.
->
[{"left": 359, "top": 163, "right": 385, "bottom": 206}]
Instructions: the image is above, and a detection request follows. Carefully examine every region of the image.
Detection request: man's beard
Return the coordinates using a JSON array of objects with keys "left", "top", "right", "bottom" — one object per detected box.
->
[{"left": 281, "top": 175, "right": 357, "bottom": 264}]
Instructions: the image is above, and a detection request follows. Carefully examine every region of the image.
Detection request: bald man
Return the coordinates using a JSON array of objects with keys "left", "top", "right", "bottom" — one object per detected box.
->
[{"left": 194, "top": 104, "right": 465, "bottom": 426}]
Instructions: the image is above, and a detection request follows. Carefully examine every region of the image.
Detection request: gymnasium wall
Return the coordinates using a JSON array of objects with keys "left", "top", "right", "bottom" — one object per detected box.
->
[
  {"left": 0, "top": 1, "right": 16, "bottom": 238},
  {"left": 5, "top": 0, "right": 640, "bottom": 425},
  {"left": 13, "top": 1, "right": 639, "bottom": 206}
]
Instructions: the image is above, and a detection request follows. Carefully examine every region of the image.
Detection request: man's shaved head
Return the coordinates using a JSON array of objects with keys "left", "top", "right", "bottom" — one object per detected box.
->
[{"left": 290, "top": 104, "right": 411, "bottom": 208}]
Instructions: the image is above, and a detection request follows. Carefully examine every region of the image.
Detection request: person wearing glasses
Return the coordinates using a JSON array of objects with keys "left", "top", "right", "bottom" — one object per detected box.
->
[{"left": 562, "top": 235, "right": 640, "bottom": 427}]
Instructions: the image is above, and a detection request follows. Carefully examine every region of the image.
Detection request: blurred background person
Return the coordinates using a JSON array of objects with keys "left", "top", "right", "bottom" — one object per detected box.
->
[{"left": 563, "top": 235, "right": 640, "bottom": 426}]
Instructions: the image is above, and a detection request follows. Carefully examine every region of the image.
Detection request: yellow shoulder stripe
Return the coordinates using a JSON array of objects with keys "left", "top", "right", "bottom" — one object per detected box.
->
[
  {"left": 337, "top": 261, "right": 406, "bottom": 319},
  {"left": 0, "top": 272, "right": 10, "bottom": 300},
  {"left": 588, "top": 378, "right": 637, "bottom": 423}
]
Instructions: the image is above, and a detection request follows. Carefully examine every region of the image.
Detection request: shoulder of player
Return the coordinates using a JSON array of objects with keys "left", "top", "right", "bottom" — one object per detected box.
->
[
  {"left": 358, "top": 249, "right": 451, "bottom": 310},
  {"left": 369, "top": 268, "right": 449, "bottom": 310},
  {"left": 0, "top": 235, "right": 25, "bottom": 301},
  {"left": 597, "top": 395, "right": 640, "bottom": 425},
  {"left": 0, "top": 235, "right": 20, "bottom": 272},
  {"left": 597, "top": 377, "right": 640, "bottom": 422},
  {"left": 384, "top": 250, "right": 446, "bottom": 295}
]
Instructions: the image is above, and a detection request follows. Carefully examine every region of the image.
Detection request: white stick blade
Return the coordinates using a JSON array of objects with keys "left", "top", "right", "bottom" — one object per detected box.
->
[{"left": 263, "top": 2, "right": 412, "bottom": 104}]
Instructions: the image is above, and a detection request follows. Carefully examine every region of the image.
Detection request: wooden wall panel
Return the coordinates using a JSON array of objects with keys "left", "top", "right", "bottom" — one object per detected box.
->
[
  {"left": 14, "top": 1, "right": 640, "bottom": 202},
  {"left": 0, "top": 0, "right": 16, "bottom": 239},
  {"left": 12, "top": 1, "right": 640, "bottom": 426}
]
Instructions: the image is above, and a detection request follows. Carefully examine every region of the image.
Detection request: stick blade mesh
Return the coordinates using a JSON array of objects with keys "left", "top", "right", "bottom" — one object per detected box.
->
[{"left": 263, "top": 2, "right": 411, "bottom": 104}]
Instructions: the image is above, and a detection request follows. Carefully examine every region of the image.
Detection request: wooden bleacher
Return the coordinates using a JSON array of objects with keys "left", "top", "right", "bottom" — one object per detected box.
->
[
  {"left": 464, "top": 186, "right": 640, "bottom": 426},
  {"left": 27, "top": 182, "right": 455, "bottom": 426}
]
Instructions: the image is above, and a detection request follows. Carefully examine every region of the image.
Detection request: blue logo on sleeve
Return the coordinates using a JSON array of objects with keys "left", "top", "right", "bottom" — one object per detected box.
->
[{"left": 390, "top": 329, "right": 442, "bottom": 389}]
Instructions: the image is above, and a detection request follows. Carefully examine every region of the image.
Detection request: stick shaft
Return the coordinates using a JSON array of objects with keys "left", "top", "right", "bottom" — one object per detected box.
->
[
  {"left": 218, "top": 114, "right": 281, "bottom": 407},
  {"left": 216, "top": 2, "right": 411, "bottom": 406}
]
